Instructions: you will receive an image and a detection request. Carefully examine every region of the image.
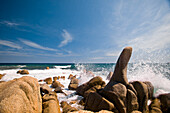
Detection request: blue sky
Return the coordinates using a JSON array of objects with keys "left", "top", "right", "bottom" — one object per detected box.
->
[{"left": 0, "top": 0, "right": 170, "bottom": 63}]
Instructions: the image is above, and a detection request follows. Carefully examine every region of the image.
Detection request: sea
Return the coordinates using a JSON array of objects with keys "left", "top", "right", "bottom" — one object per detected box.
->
[{"left": 0, "top": 63, "right": 169, "bottom": 108}]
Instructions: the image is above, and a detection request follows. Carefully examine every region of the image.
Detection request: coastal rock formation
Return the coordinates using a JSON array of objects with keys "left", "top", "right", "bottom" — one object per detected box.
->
[
  {"left": 131, "top": 81, "right": 149, "bottom": 113},
  {"left": 143, "top": 81, "right": 154, "bottom": 99},
  {"left": 85, "top": 92, "right": 118, "bottom": 112},
  {"left": 42, "top": 92, "right": 61, "bottom": 113},
  {"left": 76, "top": 76, "right": 105, "bottom": 97},
  {"left": 40, "top": 83, "right": 52, "bottom": 94},
  {"left": 51, "top": 80, "right": 64, "bottom": 88},
  {"left": 0, "top": 76, "right": 42, "bottom": 113},
  {"left": 17, "top": 70, "right": 22, "bottom": 74},
  {"left": 20, "top": 69, "right": 29, "bottom": 74},
  {"left": 158, "top": 93, "right": 170, "bottom": 113},
  {"left": 60, "top": 101, "right": 78, "bottom": 113},
  {"left": 44, "top": 77, "right": 53, "bottom": 84},
  {"left": 68, "top": 74, "right": 74, "bottom": 79},
  {"left": 68, "top": 77, "right": 79, "bottom": 90},
  {"left": 149, "top": 98, "right": 162, "bottom": 113},
  {"left": 0, "top": 73, "right": 5, "bottom": 79}
]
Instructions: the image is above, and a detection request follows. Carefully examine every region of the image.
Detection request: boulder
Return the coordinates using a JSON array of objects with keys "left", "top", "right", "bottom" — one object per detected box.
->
[
  {"left": 17, "top": 70, "right": 22, "bottom": 74},
  {"left": 131, "top": 111, "right": 142, "bottom": 113},
  {"left": 40, "top": 83, "right": 52, "bottom": 94},
  {"left": 158, "top": 93, "right": 170, "bottom": 113},
  {"left": 20, "top": 69, "right": 29, "bottom": 74},
  {"left": 69, "top": 110, "right": 94, "bottom": 113},
  {"left": 51, "top": 80, "right": 64, "bottom": 88},
  {"left": 149, "top": 98, "right": 162, "bottom": 113},
  {"left": 60, "top": 101, "right": 78, "bottom": 113},
  {"left": 53, "top": 76, "right": 58, "bottom": 81},
  {"left": 0, "top": 74, "right": 5, "bottom": 79},
  {"left": 126, "top": 89, "right": 139, "bottom": 113},
  {"left": 0, "top": 76, "right": 42, "bottom": 113},
  {"left": 76, "top": 76, "right": 105, "bottom": 97},
  {"left": 100, "top": 83, "right": 127, "bottom": 113},
  {"left": 42, "top": 92, "right": 61, "bottom": 113},
  {"left": 131, "top": 81, "right": 149, "bottom": 113},
  {"left": 106, "top": 72, "right": 113, "bottom": 80},
  {"left": 106, "top": 47, "right": 132, "bottom": 87},
  {"left": 46, "top": 67, "right": 50, "bottom": 70},
  {"left": 44, "top": 77, "right": 52, "bottom": 84},
  {"left": 85, "top": 92, "right": 118, "bottom": 112},
  {"left": 68, "top": 74, "right": 74, "bottom": 79},
  {"left": 143, "top": 81, "right": 154, "bottom": 99},
  {"left": 69, "top": 78, "right": 79, "bottom": 90},
  {"left": 84, "top": 85, "right": 102, "bottom": 97}
]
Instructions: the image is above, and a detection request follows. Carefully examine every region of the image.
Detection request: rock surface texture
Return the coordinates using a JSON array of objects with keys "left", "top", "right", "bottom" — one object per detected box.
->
[{"left": 0, "top": 76, "right": 42, "bottom": 113}]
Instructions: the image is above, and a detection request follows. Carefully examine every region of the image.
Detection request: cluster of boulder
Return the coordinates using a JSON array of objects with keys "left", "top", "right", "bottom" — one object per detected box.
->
[
  {"left": 17, "top": 69, "right": 29, "bottom": 74},
  {"left": 0, "top": 47, "right": 170, "bottom": 113}
]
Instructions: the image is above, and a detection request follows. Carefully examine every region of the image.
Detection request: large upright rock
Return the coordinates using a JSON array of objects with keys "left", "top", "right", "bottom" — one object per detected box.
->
[
  {"left": 158, "top": 93, "right": 170, "bottom": 113},
  {"left": 105, "top": 47, "right": 132, "bottom": 89},
  {"left": 0, "top": 76, "right": 42, "bottom": 113}
]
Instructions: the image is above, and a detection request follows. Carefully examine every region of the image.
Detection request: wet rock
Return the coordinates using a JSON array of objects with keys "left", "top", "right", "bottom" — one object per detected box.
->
[
  {"left": 106, "top": 72, "right": 113, "bottom": 80},
  {"left": 17, "top": 70, "right": 22, "bottom": 74},
  {"left": 158, "top": 93, "right": 170, "bottom": 113},
  {"left": 131, "top": 81, "right": 149, "bottom": 113},
  {"left": 0, "top": 76, "right": 42, "bottom": 113},
  {"left": 76, "top": 76, "right": 105, "bottom": 97},
  {"left": 149, "top": 98, "right": 162, "bottom": 113},
  {"left": 44, "top": 77, "right": 53, "bottom": 84},
  {"left": 126, "top": 89, "right": 139, "bottom": 113},
  {"left": 42, "top": 92, "right": 61, "bottom": 113},
  {"left": 60, "top": 101, "right": 78, "bottom": 113},
  {"left": 100, "top": 83, "right": 127, "bottom": 113},
  {"left": 143, "top": 81, "right": 154, "bottom": 99},
  {"left": 0, "top": 74, "right": 5, "bottom": 79},
  {"left": 40, "top": 83, "right": 52, "bottom": 94},
  {"left": 51, "top": 80, "right": 64, "bottom": 88},
  {"left": 85, "top": 92, "right": 117, "bottom": 112},
  {"left": 20, "top": 69, "right": 29, "bottom": 74},
  {"left": 68, "top": 74, "right": 74, "bottom": 79},
  {"left": 46, "top": 67, "right": 50, "bottom": 70},
  {"left": 69, "top": 78, "right": 79, "bottom": 90}
]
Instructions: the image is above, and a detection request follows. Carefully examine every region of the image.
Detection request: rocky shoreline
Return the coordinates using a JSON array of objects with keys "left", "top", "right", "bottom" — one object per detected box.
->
[{"left": 0, "top": 47, "right": 169, "bottom": 113}]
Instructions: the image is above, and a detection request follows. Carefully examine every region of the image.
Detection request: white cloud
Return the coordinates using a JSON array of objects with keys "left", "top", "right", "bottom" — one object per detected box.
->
[
  {"left": 0, "top": 40, "right": 22, "bottom": 49},
  {"left": 19, "top": 38, "right": 58, "bottom": 51},
  {"left": 58, "top": 29, "right": 73, "bottom": 47},
  {"left": 0, "top": 51, "right": 30, "bottom": 56},
  {"left": 105, "top": 52, "right": 120, "bottom": 57},
  {"left": 91, "top": 57, "right": 105, "bottom": 60},
  {"left": 0, "top": 21, "right": 19, "bottom": 26}
]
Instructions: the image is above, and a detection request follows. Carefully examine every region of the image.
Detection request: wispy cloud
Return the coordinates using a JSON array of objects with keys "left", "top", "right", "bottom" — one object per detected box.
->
[
  {"left": 58, "top": 29, "right": 73, "bottom": 47},
  {"left": 0, "top": 40, "right": 22, "bottom": 49},
  {"left": 105, "top": 51, "right": 120, "bottom": 57},
  {"left": 19, "top": 38, "right": 58, "bottom": 51},
  {"left": 0, "top": 21, "right": 19, "bottom": 26},
  {"left": 0, "top": 51, "right": 30, "bottom": 56}
]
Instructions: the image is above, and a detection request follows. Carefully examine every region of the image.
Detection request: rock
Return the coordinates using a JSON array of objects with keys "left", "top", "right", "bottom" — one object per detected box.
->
[
  {"left": 46, "top": 67, "right": 50, "bottom": 70},
  {"left": 69, "top": 110, "right": 94, "bottom": 113},
  {"left": 158, "top": 93, "right": 170, "bottom": 113},
  {"left": 54, "top": 87, "right": 67, "bottom": 96},
  {"left": 85, "top": 92, "right": 118, "bottom": 112},
  {"left": 106, "top": 47, "right": 132, "bottom": 87},
  {"left": 17, "top": 70, "right": 22, "bottom": 74},
  {"left": 76, "top": 76, "right": 105, "bottom": 97},
  {"left": 53, "top": 76, "right": 58, "bottom": 81},
  {"left": 40, "top": 83, "right": 52, "bottom": 94},
  {"left": 143, "top": 81, "right": 154, "bottom": 99},
  {"left": 60, "top": 101, "right": 78, "bottom": 113},
  {"left": 68, "top": 74, "right": 74, "bottom": 79},
  {"left": 98, "top": 110, "right": 114, "bottom": 113},
  {"left": 51, "top": 80, "right": 64, "bottom": 88},
  {"left": 78, "top": 98, "right": 85, "bottom": 106},
  {"left": 0, "top": 74, "right": 5, "bottom": 79},
  {"left": 69, "top": 84, "right": 78, "bottom": 90},
  {"left": 149, "top": 98, "right": 162, "bottom": 113},
  {"left": 131, "top": 81, "right": 149, "bottom": 113},
  {"left": 126, "top": 83, "right": 137, "bottom": 95},
  {"left": 38, "top": 79, "right": 43, "bottom": 82},
  {"left": 106, "top": 72, "right": 113, "bottom": 80},
  {"left": 0, "top": 76, "right": 42, "bottom": 113},
  {"left": 100, "top": 83, "right": 127, "bottom": 113},
  {"left": 42, "top": 92, "right": 61, "bottom": 113},
  {"left": 126, "top": 89, "right": 139, "bottom": 113},
  {"left": 131, "top": 111, "right": 142, "bottom": 113},
  {"left": 44, "top": 77, "right": 52, "bottom": 84},
  {"left": 69, "top": 78, "right": 79, "bottom": 90},
  {"left": 20, "top": 69, "right": 29, "bottom": 74},
  {"left": 70, "top": 101, "right": 77, "bottom": 104},
  {"left": 84, "top": 85, "right": 102, "bottom": 97},
  {"left": 61, "top": 76, "right": 65, "bottom": 80}
]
